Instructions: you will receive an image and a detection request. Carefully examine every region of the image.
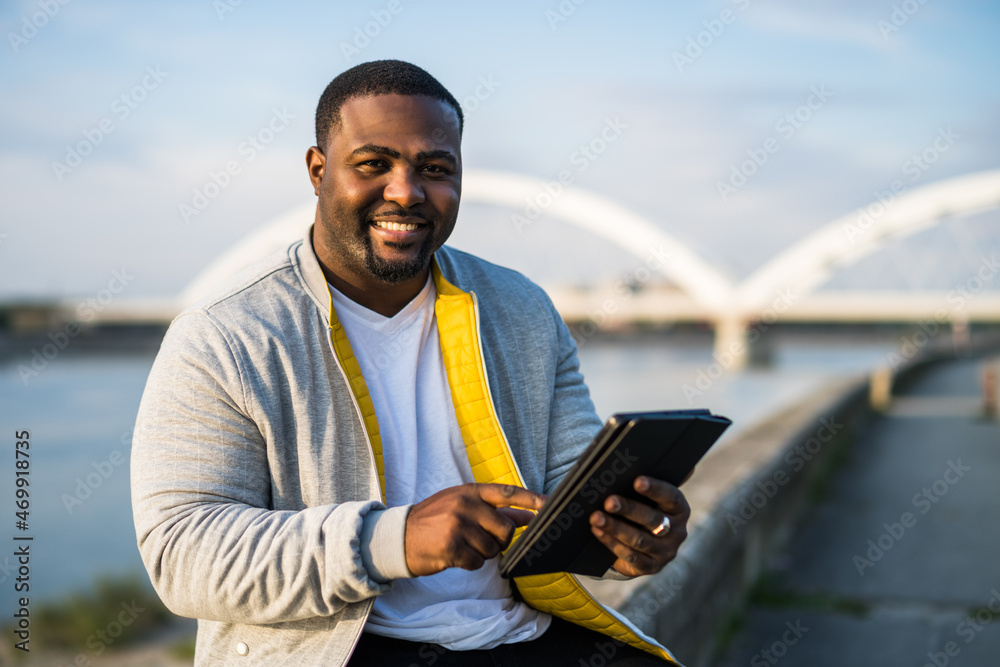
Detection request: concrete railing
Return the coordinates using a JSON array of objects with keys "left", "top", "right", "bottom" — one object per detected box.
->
[{"left": 580, "top": 347, "right": 997, "bottom": 666}]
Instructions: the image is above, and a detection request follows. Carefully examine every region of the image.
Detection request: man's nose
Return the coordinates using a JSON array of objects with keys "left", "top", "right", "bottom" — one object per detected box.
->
[{"left": 383, "top": 167, "right": 425, "bottom": 208}]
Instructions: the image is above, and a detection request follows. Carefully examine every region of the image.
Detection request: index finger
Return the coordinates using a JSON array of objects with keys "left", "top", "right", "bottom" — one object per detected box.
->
[{"left": 476, "top": 483, "right": 546, "bottom": 512}]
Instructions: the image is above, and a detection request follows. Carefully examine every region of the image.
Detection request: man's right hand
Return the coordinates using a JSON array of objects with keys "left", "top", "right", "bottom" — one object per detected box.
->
[{"left": 403, "top": 483, "right": 546, "bottom": 577}]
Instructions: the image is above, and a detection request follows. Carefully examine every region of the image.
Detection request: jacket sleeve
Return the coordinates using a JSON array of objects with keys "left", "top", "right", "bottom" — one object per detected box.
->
[
  {"left": 130, "top": 310, "right": 410, "bottom": 625},
  {"left": 540, "top": 296, "right": 604, "bottom": 496}
]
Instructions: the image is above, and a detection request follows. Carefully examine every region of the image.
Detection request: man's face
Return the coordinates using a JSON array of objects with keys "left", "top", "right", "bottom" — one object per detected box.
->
[{"left": 308, "top": 94, "right": 462, "bottom": 289}]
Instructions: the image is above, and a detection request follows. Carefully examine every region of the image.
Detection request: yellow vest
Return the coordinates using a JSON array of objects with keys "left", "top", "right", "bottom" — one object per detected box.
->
[{"left": 326, "top": 263, "right": 679, "bottom": 664}]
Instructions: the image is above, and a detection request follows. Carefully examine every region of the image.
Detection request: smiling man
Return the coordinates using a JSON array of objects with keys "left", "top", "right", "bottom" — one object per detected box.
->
[
  {"left": 132, "top": 60, "right": 689, "bottom": 666},
  {"left": 308, "top": 91, "right": 461, "bottom": 316}
]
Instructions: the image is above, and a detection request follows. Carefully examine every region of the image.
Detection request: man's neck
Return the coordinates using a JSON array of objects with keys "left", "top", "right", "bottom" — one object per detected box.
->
[{"left": 323, "top": 267, "right": 430, "bottom": 318}]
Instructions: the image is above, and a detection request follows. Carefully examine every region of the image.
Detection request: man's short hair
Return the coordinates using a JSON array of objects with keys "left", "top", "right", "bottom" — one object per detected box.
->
[{"left": 315, "top": 59, "right": 464, "bottom": 149}]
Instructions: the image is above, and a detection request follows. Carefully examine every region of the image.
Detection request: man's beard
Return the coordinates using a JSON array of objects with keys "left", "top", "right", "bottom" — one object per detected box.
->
[
  {"left": 356, "top": 205, "right": 438, "bottom": 284},
  {"left": 362, "top": 232, "right": 436, "bottom": 284}
]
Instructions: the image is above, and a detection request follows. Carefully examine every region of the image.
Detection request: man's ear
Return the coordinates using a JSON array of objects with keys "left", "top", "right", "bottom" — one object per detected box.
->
[{"left": 305, "top": 146, "right": 326, "bottom": 195}]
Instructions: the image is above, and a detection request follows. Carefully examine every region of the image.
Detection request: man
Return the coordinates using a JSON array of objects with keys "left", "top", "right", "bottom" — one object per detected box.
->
[{"left": 132, "top": 60, "right": 690, "bottom": 666}]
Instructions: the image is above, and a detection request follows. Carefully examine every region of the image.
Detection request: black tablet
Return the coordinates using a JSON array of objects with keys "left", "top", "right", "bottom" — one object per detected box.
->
[{"left": 499, "top": 409, "right": 731, "bottom": 578}]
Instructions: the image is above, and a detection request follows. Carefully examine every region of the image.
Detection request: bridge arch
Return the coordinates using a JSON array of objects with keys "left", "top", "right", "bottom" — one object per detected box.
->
[
  {"left": 180, "top": 168, "right": 736, "bottom": 310},
  {"left": 180, "top": 202, "right": 317, "bottom": 305},
  {"left": 735, "top": 169, "right": 1000, "bottom": 317},
  {"left": 179, "top": 167, "right": 1000, "bottom": 358}
]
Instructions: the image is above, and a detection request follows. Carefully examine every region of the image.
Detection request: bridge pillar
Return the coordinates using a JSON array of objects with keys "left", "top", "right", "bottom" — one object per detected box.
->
[
  {"left": 951, "top": 315, "right": 970, "bottom": 351},
  {"left": 713, "top": 317, "right": 750, "bottom": 372}
]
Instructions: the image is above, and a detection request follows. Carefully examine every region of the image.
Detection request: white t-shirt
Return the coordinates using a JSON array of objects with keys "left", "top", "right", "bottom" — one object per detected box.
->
[{"left": 329, "top": 277, "right": 550, "bottom": 650}]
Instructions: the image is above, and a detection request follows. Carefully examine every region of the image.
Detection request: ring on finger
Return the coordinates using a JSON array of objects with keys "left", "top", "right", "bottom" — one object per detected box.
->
[{"left": 651, "top": 515, "right": 671, "bottom": 536}]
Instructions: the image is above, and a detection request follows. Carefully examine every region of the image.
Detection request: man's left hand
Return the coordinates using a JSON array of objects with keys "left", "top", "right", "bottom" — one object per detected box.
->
[{"left": 588, "top": 476, "right": 690, "bottom": 577}]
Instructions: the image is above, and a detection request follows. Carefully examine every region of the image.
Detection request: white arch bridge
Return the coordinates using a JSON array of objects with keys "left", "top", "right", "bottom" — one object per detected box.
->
[{"left": 63, "top": 168, "right": 996, "bottom": 369}]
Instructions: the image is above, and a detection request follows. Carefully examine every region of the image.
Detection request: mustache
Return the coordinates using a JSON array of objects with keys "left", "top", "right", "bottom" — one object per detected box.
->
[{"left": 368, "top": 207, "right": 429, "bottom": 222}]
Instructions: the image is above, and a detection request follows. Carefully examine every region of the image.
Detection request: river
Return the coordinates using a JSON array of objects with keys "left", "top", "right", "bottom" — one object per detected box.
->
[{"left": 0, "top": 327, "right": 909, "bottom": 614}]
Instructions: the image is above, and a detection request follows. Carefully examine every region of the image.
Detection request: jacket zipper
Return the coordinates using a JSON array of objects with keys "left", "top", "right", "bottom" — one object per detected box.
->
[{"left": 325, "top": 310, "right": 382, "bottom": 663}]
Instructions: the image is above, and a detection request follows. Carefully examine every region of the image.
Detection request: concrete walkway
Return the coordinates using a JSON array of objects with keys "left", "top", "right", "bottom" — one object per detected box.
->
[{"left": 715, "top": 356, "right": 1000, "bottom": 667}]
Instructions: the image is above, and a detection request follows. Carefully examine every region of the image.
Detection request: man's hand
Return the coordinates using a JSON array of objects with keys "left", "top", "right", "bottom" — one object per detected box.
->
[
  {"left": 404, "top": 483, "right": 546, "bottom": 577},
  {"left": 588, "top": 476, "right": 691, "bottom": 577}
]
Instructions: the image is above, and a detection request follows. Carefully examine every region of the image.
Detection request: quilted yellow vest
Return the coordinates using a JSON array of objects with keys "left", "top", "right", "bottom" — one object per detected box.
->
[{"left": 326, "top": 264, "right": 679, "bottom": 664}]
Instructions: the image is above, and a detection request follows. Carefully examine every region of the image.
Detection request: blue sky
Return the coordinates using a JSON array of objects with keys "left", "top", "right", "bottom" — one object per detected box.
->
[{"left": 1, "top": 0, "right": 998, "bottom": 299}]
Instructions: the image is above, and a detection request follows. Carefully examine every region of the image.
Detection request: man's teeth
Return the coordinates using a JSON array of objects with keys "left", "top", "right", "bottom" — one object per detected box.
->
[{"left": 374, "top": 220, "right": 420, "bottom": 232}]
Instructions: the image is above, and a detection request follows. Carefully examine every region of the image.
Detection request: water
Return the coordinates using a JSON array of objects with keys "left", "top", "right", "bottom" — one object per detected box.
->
[
  {"left": 0, "top": 329, "right": 902, "bottom": 615},
  {"left": 1, "top": 349, "right": 154, "bottom": 616}
]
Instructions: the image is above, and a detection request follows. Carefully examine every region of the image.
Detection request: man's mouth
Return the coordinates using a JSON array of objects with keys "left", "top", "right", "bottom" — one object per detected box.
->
[{"left": 372, "top": 219, "right": 422, "bottom": 232}]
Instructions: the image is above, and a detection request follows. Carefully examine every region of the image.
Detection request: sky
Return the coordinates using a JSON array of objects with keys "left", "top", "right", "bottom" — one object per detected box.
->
[{"left": 1, "top": 0, "right": 998, "bottom": 302}]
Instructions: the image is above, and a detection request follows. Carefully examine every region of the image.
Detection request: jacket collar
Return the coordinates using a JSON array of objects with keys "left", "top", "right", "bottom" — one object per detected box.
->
[{"left": 297, "top": 224, "right": 334, "bottom": 316}]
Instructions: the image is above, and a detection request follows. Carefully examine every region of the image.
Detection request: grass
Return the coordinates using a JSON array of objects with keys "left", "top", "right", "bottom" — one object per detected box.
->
[
  {"left": 2, "top": 574, "right": 176, "bottom": 661},
  {"left": 804, "top": 423, "right": 854, "bottom": 507},
  {"left": 170, "top": 636, "right": 198, "bottom": 661},
  {"left": 711, "top": 609, "right": 746, "bottom": 661},
  {"left": 748, "top": 572, "right": 870, "bottom": 618}
]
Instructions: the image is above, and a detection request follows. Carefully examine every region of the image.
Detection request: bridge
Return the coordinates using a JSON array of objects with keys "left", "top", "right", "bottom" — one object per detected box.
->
[{"left": 7, "top": 169, "right": 1000, "bottom": 368}]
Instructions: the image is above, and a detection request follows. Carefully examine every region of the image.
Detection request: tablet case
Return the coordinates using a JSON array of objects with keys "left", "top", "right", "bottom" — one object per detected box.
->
[{"left": 499, "top": 409, "right": 731, "bottom": 578}]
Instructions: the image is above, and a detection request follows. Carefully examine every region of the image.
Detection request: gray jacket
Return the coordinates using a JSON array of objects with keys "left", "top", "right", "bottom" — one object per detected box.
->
[{"left": 131, "top": 228, "right": 604, "bottom": 665}]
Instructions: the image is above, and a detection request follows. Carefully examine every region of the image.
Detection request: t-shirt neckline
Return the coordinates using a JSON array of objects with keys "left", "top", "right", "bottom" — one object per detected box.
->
[{"left": 328, "top": 273, "right": 436, "bottom": 331}]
